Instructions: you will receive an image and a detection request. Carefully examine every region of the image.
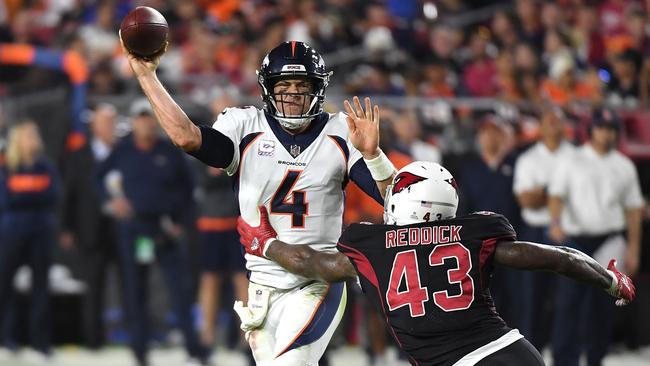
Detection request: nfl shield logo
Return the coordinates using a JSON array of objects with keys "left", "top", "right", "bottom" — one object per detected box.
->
[{"left": 290, "top": 144, "right": 301, "bottom": 158}]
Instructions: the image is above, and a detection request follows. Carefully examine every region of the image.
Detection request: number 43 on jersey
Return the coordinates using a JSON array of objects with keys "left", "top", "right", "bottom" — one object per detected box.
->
[{"left": 386, "top": 243, "right": 475, "bottom": 317}]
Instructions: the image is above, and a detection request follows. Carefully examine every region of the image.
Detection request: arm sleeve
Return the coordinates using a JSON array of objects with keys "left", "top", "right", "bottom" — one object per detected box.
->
[
  {"left": 349, "top": 159, "right": 384, "bottom": 205},
  {"left": 186, "top": 126, "right": 236, "bottom": 170}
]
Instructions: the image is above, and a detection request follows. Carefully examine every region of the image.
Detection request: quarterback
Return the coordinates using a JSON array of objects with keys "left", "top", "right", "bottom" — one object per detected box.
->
[
  {"left": 238, "top": 161, "right": 636, "bottom": 366},
  {"left": 122, "top": 39, "right": 396, "bottom": 366}
]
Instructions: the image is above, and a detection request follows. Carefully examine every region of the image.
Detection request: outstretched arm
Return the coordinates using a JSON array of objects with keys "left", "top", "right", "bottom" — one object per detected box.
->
[
  {"left": 264, "top": 240, "right": 357, "bottom": 282},
  {"left": 120, "top": 35, "right": 236, "bottom": 168},
  {"left": 120, "top": 36, "right": 201, "bottom": 151},
  {"left": 237, "top": 206, "right": 357, "bottom": 282},
  {"left": 494, "top": 240, "right": 635, "bottom": 305}
]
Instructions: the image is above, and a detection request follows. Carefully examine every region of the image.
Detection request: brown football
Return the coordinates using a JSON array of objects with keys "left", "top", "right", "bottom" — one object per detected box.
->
[{"left": 119, "top": 6, "right": 169, "bottom": 58}]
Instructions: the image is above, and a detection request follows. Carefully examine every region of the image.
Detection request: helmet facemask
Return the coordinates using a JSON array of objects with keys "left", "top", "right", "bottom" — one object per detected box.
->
[
  {"left": 257, "top": 41, "right": 332, "bottom": 130},
  {"left": 258, "top": 72, "right": 330, "bottom": 130}
]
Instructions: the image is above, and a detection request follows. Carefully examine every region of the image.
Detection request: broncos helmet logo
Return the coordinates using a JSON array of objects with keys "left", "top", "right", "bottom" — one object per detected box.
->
[{"left": 392, "top": 172, "right": 427, "bottom": 195}]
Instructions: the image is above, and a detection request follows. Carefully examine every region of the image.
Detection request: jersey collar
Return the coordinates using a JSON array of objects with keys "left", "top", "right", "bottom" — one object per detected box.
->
[{"left": 264, "top": 112, "right": 329, "bottom": 158}]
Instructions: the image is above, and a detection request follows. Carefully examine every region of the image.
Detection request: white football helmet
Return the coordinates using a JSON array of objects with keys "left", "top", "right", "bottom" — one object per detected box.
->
[{"left": 383, "top": 161, "right": 459, "bottom": 226}]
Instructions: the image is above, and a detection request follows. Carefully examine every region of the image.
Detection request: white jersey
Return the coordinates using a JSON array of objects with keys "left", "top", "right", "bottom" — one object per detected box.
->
[
  {"left": 213, "top": 107, "right": 378, "bottom": 289},
  {"left": 548, "top": 144, "right": 644, "bottom": 236},
  {"left": 513, "top": 141, "right": 575, "bottom": 227}
]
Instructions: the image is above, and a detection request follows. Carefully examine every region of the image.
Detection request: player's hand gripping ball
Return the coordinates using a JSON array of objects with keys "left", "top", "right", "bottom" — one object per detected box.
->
[{"left": 119, "top": 6, "right": 169, "bottom": 59}]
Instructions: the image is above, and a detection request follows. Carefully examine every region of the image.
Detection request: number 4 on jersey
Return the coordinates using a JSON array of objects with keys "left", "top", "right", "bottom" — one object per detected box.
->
[
  {"left": 386, "top": 243, "right": 475, "bottom": 317},
  {"left": 271, "top": 170, "right": 308, "bottom": 228},
  {"left": 386, "top": 250, "right": 429, "bottom": 317}
]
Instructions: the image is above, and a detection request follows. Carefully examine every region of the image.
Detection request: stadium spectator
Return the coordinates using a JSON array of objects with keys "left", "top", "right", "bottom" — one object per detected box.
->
[
  {"left": 571, "top": 5, "right": 606, "bottom": 67},
  {"left": 98, "top": 108, "right": 207, "bottom": 366},
  {"left": 388, "top": 110, "right": 441, "bottom": 164},
  {"left": 513, "top": 107, "right": 575, "bottom": 350},
  {"left": 541, "top": 53, "right": 602, "bottom": 106},
  {"left": 623, "top": 9, "right": 650, "bottom": 54},
  {"left": 286, "top": 0, "right": 320, "bottom": 46},
  {"left": 361, "top": 2, "right": 396, "bottom": 53},
  {"left": 513, "top": 42, "right": 540, "bottom": 74},
  {"left": 166, "top": 0, "right": 202, "bottom": 46},
  {"left": 428, "top": 24, "right": 463, "bottom": 70},
  {"left": 0, "top": 121, "right": 59, "bottom": 361},
  {"left": 420, "top": 58, "right": 455, "bottom": 98},
  {"left": 598, "top": 0, "right": 634, "bottom": 38},
  {"left": 540, "top": 1, "right": 567, "bottom": 33},
  {"left": 491, "top": 11, "right": 519, "bottom": 49},
  {"left": 548, "top": 107, "right": 644, "bottom": 366},
  {"left": 88, "top": 60, "right": 126, "bottom": 96},
  {"left": 606, "top": 48, "right": 643, "bottom": 107},
  {"left": 457, "top": 115, "right": 522, "bottom": 328},
  {"left": 348, "top": 64, "right": 405, "bottom": 96},
  {"left": 195, "top": 93, "right": 248, "bottom": 356},
  {"left": 78, "top": 2, "right": 119, "bottom": 67},
  {"left": 542, "top": 29, "right": 574, "bottom": 72},
  {"left": 60, "top": 103, "right": 119, "bottom": 349},
  {"left": 516, "top": 0, "right": 544, "bottom": 49},
  {"left": 514, "top": 71, "right": 543, "bottom": 106},
  {"left": 462, "top": 28, "right": 497, "bottom": 97},
  {"left": 495, "top": 48, "right": 519, "bottom": 102}
]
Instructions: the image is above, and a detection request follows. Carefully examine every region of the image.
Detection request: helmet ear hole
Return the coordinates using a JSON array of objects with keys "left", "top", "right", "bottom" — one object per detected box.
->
[{"left": 391, "top": 204, "right": 395, "bottom": 213}]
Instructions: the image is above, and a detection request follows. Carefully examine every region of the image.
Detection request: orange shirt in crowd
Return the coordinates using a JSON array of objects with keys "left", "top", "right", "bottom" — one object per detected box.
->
[
  {"left": 343, "top": 150, "right": 413, "bottom": 225},
  {"left": 540, "top": 78, "right": 601, "bottom": 106},
  {"left": 200, "top": 0, "right": 241, "bottom": 23}
]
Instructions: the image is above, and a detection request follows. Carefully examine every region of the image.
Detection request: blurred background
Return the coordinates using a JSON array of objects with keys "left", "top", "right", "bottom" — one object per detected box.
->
[{"left": 0, "top": 0, "right": 650, "bottom": 365}]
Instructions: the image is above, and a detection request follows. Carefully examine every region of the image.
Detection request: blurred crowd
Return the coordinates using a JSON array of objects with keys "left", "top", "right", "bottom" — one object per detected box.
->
[
  {"left": 1, "top": 1, "right": 650, "bottom": 366},
  {"left": 4, "top": 0, "right": 650, "bottom": 157},
  {"left": 3, "top": 0, "right": 650, "bottom": 108}
]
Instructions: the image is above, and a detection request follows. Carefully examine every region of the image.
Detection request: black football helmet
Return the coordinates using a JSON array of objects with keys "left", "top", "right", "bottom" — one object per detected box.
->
[{"left": 257, "top": 41, "right": 332, "bottom": 130}]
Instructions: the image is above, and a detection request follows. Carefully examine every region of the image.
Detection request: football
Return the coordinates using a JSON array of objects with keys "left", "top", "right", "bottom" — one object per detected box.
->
[{"left": 119, "top": 6, "right": 169, "bottom": 59}]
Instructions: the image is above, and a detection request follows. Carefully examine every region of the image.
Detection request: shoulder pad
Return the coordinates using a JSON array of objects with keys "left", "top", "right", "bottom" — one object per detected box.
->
[{"left": 220, "top": 106, "right": 259, "bottom": 120}]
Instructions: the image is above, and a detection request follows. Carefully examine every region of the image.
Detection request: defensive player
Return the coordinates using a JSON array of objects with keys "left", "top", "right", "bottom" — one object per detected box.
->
[
  {"left": 238, "top": 161, "right": 636, "bottom": 366},
  {"left": 122, "top": 39, "right": 396, "bottom": 365}
]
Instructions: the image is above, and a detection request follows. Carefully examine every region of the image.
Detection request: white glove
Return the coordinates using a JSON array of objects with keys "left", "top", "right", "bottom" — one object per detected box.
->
[{"left": 233, "top": 283, "right": 271, "bottom": 333}]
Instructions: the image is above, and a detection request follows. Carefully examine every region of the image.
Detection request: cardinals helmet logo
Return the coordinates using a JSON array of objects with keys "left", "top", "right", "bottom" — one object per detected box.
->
[
  {"left": 445, "top": 178, "right": 459, "bottom": 191},
  {"left": 392, "top": 172, "right": 427, "bottom": 195}
]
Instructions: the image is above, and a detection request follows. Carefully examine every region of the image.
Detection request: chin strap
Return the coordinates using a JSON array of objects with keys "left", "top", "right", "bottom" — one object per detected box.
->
[{"left": 276, "top": 115, "right": 313, "bottom": 130}]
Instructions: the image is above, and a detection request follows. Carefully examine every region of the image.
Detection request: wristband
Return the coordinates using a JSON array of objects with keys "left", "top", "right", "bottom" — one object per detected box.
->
[
  {"left": 606, "top": 270, "right": 619, "bottom": 296},
  {"left": 262, "top": 238, "right": 277, "bottom": 258},
  {"left": 363, "top": 150, "right": 396, "bottom": 181}
]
